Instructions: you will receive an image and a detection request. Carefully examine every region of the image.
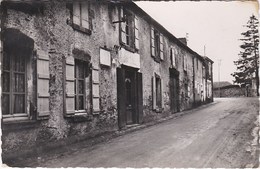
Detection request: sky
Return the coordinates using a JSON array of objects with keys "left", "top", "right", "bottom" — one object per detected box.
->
[{"left": 135, "top": 1, "right": 258, "bottom": 83}]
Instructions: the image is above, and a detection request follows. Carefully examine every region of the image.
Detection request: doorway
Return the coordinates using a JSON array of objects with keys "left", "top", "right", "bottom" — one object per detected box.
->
[
  {"left": 117, "top": 66, "right": 143, "bottom": 128},
  {"left": 170, "top": 68, "right": 180, "bottom": 113}
]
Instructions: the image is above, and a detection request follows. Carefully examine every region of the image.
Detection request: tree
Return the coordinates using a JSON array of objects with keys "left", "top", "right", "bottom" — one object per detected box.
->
[{"left": 231, "top": 14, "right": 259, "bottom": 96}]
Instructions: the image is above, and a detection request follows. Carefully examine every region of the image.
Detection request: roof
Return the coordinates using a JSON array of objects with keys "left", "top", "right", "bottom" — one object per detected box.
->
[
  {"left": 213, "top": 81, "right": 233, "bottom": 89},
  {"left": 127, "top": 2, "right": 207, "bottom": 61}
]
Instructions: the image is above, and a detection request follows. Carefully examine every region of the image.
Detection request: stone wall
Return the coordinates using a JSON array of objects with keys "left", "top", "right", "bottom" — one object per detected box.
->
[{"left": 213, "top": 86, "right": 246, "bottom": 97}]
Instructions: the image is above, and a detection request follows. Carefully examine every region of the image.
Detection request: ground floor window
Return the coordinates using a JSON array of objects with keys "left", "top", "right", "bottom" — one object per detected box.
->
[
  {"left": 2, "top": 51, "right": 27, "bottom": 118},
  {"left": 156, "top": 76, "right": 162, "bottom": 108},
  {"left": 74, "top": 59, "right": 86, "bottom": 111}
]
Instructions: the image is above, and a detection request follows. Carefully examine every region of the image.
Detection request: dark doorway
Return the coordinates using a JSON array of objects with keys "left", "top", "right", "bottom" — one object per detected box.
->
[
  {"left": 169, "top": 68, "right": 180, "bottom": 113},
  {"left": 125, "top": 70, "right": 135, "bottom": 124},
  {"left": 117, "top": 66, "right": 143, "bottom": 129}
]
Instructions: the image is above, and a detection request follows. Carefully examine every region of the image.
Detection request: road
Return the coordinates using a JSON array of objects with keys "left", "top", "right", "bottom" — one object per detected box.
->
[{"left": 10, "top": 97, "right": 259, "bottom": 168}]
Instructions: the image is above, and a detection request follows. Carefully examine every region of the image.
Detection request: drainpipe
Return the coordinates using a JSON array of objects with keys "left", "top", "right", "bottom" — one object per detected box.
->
[{"left": 192, "top": 56, "right": 195, "bottom": 107}]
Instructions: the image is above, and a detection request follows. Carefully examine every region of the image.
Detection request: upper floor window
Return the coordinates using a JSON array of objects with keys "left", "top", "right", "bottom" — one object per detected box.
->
[
  {"left": 120, "top": 6, "right": 139, "bottom": 51},
  {"left": 170, "top": 47, "right": 176, "bottom": 68},
  {"left": 183, "top": 55, "right": 187, "bottom": 72},
  {"left": 151, "top": 27, "right": 164, "bottom": 62},
  {"left": 208, "top": 62, "right": 212, "bottom": 78},
  {"left": 68, "top": 2, "right": 92, "bottom": 35}
]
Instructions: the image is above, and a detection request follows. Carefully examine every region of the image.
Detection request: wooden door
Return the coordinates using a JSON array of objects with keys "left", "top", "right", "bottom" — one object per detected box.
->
[
  {"left": 170, "top": 68, "right": 179, "bottom": 113},
  {"left": 117, "top": 67, "right": 143, "bottom": 128}
]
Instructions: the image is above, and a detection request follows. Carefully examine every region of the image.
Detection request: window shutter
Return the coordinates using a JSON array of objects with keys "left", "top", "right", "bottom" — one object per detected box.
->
[
  {"left": 151, "top": 27, "right": 155, "bottom": 57},
  {"left": 152, "top": 75, "right": 156, "bottom": 110},
  {"left": 188, "top": 86, "right": 190, "bottom": 97},
  {"left": 37, "top": 50, "right": 50, "bottom": 119},
  {"left": 92, "top": 67, "right": 100, "bottom": 112},
  {"left": 117, "top": 68, "right": 126, "bottom": 128},
  {"left": 134, "top": 16, "right": 139, "bottom": 50},
  {"left": 65, "top": 57, "right": 75, "bottom": 116},
  {"left": 159, "top": 33, "right": 164, "bottom": 60},
  {"left": 137, "top": 72, "right": 143, "bottom": 124},
  {"left": 81, "top": 2, "right": 89, "bottom": 29},
  {"left": 120, "top": 6, "right": 126, "bottom": 44},
  {"left": 73, "top": 2, "right": 81, "bottom": 25}
]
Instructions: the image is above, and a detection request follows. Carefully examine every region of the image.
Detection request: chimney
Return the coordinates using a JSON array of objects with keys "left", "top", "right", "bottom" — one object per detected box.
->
[{"left": 178, "top": 38, "right": 187, "bottom": 45}]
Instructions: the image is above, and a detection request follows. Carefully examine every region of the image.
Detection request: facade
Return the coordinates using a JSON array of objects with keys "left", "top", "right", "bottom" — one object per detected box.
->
[{"left": 0, "top": 1, "right": 214, "bottom": 160}]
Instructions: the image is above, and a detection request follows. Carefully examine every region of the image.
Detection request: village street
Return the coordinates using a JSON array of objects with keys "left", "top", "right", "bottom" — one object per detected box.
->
[{"left": 10, "top": 97, "right": 259, "bottom": 168}]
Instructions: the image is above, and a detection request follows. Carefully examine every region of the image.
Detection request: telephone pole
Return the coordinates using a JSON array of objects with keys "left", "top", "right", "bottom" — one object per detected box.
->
[{"left": 218, "top": 59, "right": 221, "bottom": 97}]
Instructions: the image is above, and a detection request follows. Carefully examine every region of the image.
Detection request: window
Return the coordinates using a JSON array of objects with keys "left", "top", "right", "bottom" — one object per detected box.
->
[
  {"left": 69, "top": 2, "right": 92, "bottom": 34},
  {"left": 2, "top": 52, "right": 27, "bottom": 118},
  {"left": 151, "top": 27, "right": 164, "bottom": 61},
  {"left": 170, "top": 47, "right": 176, "bottom": 67},
  {"left": 156, "top": 76, "right": 162, "bottom": 108},
  {"left": 2, "top": 28, "right": 50, "bottom": 121},
  {"left": 74, "top": 59, "right": 86, "bottom": 111},
  {"left": 120, "top": 7, "right": 139, "bottom": 50},
  {"left": 183, "top": 55, "right": 187, "bottom": 71},
  {"left": 184, "top": 84, "right": 190, "bottom": 98},
  {"left": 208, "top": 62, "right": 212, "bottom": 79},
  {"left": 196, "top": 58, "right": 199, "bottom": 70},
  {"left": 65, "top": 51, "right": 95, "bottom": 116},
  {"left": 152, "top": 74, "right": 163, "bottom": 111}
]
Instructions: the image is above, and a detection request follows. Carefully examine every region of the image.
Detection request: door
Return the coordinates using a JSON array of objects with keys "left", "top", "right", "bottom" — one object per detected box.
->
[
  {"left": 117, "top": 66, "right": 143, "bottom": 128},
  {"left": 125, "top": 70, "right": 135, "bottom": 124},
  {"left": 170, "top": 68, "right": 179, "bottom": 113}
]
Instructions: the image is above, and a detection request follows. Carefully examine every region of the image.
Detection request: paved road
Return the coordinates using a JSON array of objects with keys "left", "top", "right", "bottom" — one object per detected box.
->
[{"left": 12, "top": 98, "right": 259, "bottom": 168}]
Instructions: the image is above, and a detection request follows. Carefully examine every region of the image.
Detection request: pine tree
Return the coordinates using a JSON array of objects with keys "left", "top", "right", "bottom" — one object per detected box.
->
[{"left": 231, "top": 14, "right": 259, "bottom": 96}]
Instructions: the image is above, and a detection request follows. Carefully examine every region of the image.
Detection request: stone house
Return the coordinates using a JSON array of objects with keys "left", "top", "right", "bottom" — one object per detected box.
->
[{"left": 0, "top": 1, "right": 213, "bottom": 160}]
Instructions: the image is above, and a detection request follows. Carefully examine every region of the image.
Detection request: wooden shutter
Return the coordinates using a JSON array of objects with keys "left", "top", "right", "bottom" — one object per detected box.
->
[
  {"left": 120, "top": 6, "right": 126, "bottom": 44},
  {"left": 134, "top": 16, "right": 139, "bottom": 50},
  {"left": 152, "top": 75, "right": 156, "bottom": 110},
  {"left": 73, "top": 2, "right": 81, "bottom": 25},
  {"left": 137, "top": 72, "right": 143, "bottom": 124},
  {"left": 81, "top": 2, "right": 89, "bottom": 29},
  {"left": 37, "top": 50, "right": 50, "bottom": 119},
  {"left": 117, "top": 68, "right": 126, "bottom": 128},
  {"left": 171, "top": 48, "right": 176, "bottom": 67},
  {"left": 188, "top": 86, "right": 190, "bottom": 98},
  {"left": 161, "top": 78, "right": 164, "bottom": 108},
  {"left": 159, "top": 33, "right": 164, "bottom": 60},
  {"left": 92, "top": 67, "right": 100, "bottom": 112},
  {"left": 151, "top": 27, "right": 155, "bottom": 57},
  {"left": 65, "top": 57, "right": 75, "bottom": 116}
]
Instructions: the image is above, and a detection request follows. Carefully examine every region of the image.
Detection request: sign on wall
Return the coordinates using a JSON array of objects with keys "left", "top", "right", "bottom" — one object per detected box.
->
[{"left": 100, "top": 48, "right": 111, "bottom": 66}]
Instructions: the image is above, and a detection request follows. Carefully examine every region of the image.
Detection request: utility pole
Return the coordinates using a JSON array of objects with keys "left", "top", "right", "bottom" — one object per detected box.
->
[{"left": 218, "top": 59, "right": 221, "bottom": 97}]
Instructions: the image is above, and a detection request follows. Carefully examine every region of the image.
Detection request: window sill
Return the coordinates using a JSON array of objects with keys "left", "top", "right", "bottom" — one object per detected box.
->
[
  {"left": 152, "top": 55, "right": 161, "bottom": 63},
  {"left": 120, "top": 43, "right": 137, "bottom": 53},
  {"left": 155, "top": 107, "right": 163, "bottom": 113},
  {"left": 73, "top": 113, "right": 93, "bottom": 122},
  {"left": 67, "top": 19, "right": 92, "bottom": 35}
]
